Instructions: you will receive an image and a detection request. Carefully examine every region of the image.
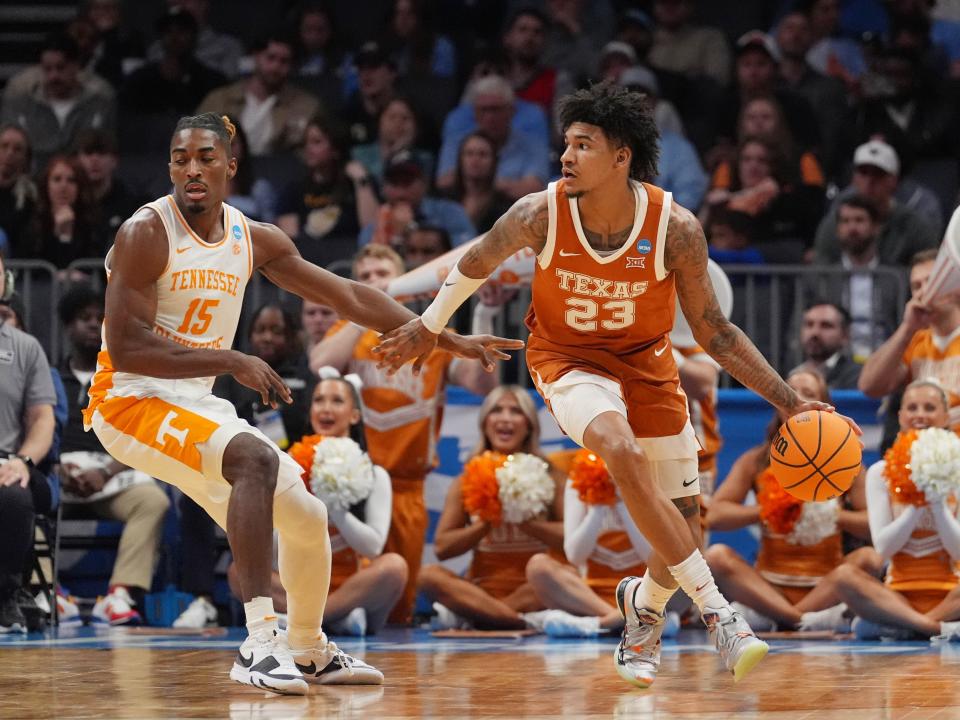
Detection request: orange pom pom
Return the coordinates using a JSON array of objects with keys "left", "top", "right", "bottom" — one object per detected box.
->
[
  {"left": 883, "top": 430, "right": 927, "bottom": 507},
  {"left": 569, "top": 449, "right": 617, "bottom": 505},
  {"left": 288, "top": 434, "right": 325, "bottom": 490},
  {"left": 461, "top": 451, "right": 505, "bottom": 525},
  {"left": 757, "top": 469, "right": 804, "bottom": 535}
]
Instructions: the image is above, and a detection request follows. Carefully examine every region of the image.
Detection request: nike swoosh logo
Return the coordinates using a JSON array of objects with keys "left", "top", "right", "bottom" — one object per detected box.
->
[
  {"left": 295, "top": 661, "right": 317, "bottom": 674},
  {"left": 695, "top": 583, "right": 708, "bottom": 592},
  {"left": 682, "top": 477, "right": 698, "bottom": 487},
  {"left": 558, "top": 249, "right": 580, "bottom": 257},
  {"left": 443, "top": 281, "right": 456, "bottom": 287},
  {"left": 654, "top": 342, "right": 668, "bottom": 357},
  {"left": 175, "top": 245, "right": 191, "bottom": 254},
  {"left": 237, "top": 651, "right": 254, "bottom": 668}
]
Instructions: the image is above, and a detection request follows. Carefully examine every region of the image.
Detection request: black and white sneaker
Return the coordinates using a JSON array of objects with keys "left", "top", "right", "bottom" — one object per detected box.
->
[
  {"left": 0, "top": 592, "right": 27, "bottom": 634},
  {"left": 229, "top": 629, "right": 309, "bottom": 695},
  {"left": 287, "top": 633, "right": 384, "bottom": 685}
]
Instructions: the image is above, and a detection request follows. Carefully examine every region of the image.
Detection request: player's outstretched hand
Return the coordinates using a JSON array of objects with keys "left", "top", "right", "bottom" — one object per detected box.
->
[
  {"left": 372, "top": 318, "right": 524, "bottom": 375},
  {"left": 231, "top": 352, "right": 292, "bottom": 409},
  {"left": 787, "top": 400, "right": 863, "bottom": 439}
]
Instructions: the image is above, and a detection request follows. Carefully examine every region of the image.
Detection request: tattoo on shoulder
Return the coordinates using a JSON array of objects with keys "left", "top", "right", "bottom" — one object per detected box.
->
[
  {"left": 663, "top": 204, "right": 707, "bottom": 274},
  {"left": 462, "top": 193, "right": 547, "bottom": 276},
  {"left": 513, "top": 192, "right": 549, "bottom": 250},
  {"left": 672, "top": 495, "right": 700, "bottom": 518}
]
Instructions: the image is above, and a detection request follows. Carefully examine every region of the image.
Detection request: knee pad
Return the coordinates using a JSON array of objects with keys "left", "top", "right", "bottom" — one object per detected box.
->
[{"left": 273, "top": 479, "right": 328, "bottom": 539}]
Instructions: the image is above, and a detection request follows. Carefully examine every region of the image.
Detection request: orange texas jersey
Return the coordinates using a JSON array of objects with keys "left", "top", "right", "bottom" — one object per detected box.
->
[{"left": 903, "top": 329, "right": 960, "bottom": 430}]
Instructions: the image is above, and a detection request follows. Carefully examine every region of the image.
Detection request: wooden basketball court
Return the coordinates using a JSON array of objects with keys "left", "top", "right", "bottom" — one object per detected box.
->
[{"left": 2, "top": 627, "right": 958, "bottom": 718}]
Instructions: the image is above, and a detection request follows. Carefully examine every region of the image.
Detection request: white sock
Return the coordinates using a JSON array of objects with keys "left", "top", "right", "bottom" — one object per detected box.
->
[
  {"left": 633, "top": 570, "right": 678, "bottom": 615},
  {"left": 668, "top": 549, "right": 728, "bottom": 612},
  {"left": 244, "top": 596, "right": 278, "bottom": 638}
]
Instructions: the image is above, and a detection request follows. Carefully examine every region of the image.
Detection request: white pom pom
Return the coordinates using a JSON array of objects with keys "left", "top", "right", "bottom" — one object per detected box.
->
[
  {"left": 309, "top": 437, "right": 374, "bottom": 511},
  {"left": 495, "top": 453, "right": 554, "bottom": 524},
  {"left": 317, "top": 365, "right": 342, "bottom": 380}
]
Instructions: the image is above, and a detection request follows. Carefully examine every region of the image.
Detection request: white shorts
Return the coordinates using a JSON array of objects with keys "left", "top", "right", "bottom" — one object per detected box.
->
[
  {"left": 539, "top": 370, "right": 701, "bottom": 499},
  {"left": 89, "top": 389, "right": 303, "bottom": 528}
]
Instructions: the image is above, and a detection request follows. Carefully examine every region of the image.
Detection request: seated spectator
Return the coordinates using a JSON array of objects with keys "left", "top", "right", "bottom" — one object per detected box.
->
[
  {"left": 225, "top": 121, "right": 277, "bottom": 222},
  {"left": 436, "top": 75, "right": 550, "bottom": 200},
  {"left": 73, "top": 129, "right": 143, "bottom": 247},
  {"left": 1, "top": 32, "right": 116, "bottom": 172},
  {"left": 524, "top": 448, "right": 663, "bottom": 638},
  {"left": 276, "top": 115, "right": 379, "bottom": 265},
  {"left": 24, "top": 154, "right": 102, "bottom": 271},
  {"left": 792, "top": 302, "right": 863, "bottom": 389},
  {"left": 648, "top": 0, "right": 731, "bottom": 87},
  {"left": 0, "top": 250, "right": 57, "bottom": 633},
  {"left": 501, "top": 8, "right": 570, "bottom": 120},
  {"left": 712, "top": 32, "right": 822, "bottom": 169},
  {"left": 809, "top": 197, "right": 905, "bottom": 361},
  {"left": 443, "top": 132, "right": 512, "bottom": 235},
  {"left": 342, "top": 42, "right": 398, "bottom": 147},
  {"left": 0, "top": 125, "right": 37, "bottom": 254},
  {"left": 2, "top": 30, "right": 114, "bottom": 105},
  {"left": 706, "top": 207, "right": 765, "bottom": 265},
  {"left": 824, "top": 380, "right": 960, "bottom": 642},
  {"left": 81, "top": 0, "right": 145, "bottom": 91},
  {"left": 774, "top": 10, "right": 849, "bottom": 178},
  {"left": 119, "top": 8, "right": 226, "bottom": 115},
  {"left": 801, "top": 0, "right": 867, "bottom": 89},
  {"left": 350, "top": 97, "right": 433, "bottom": 187},
  {"left": 146, "top": 0, "right": 243, "bottom": 79},
  {"left": 813, "top": 140, "right": 939, "bottom": 266},
  {"left": 228, "top": 371, "right": 408, "bottom": 635},
  {"left": 361, "top": 151, "right": 475, "bottom": 247},
  {"left": 397, "top": 224, "right": 451, "bottom": 270},
  {"left": 214, "top": 303, "right": 316, "bottom": 450},
  {"left": 56, "top": 284, "right": 170, "bottom": 625},
  {"left": 541, "top": 0, "right": 614, "bottom": 84},
  {"left": 300, "top": 299, "right": 338, "bottom": 354},
  {"left": 294, "top": 3, "right": 354, "bottom": 106},
  {"left": 380, "top": 0, "right": 456, "bottom": 79},
  {"left": 419, "top": 386, "right": 565, "bottom": 630},
  {"left": 701, "top": 136, "right": 823, "bottom": 261},
  {"left": 705, "top": 369, "right": 872, "bottom": 632},
  {"left": 196, "top": 32, "right": 320, "bottom": 156}
]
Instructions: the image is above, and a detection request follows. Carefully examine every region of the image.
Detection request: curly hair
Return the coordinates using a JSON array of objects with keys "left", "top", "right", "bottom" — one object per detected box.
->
[
  {"left": 557, "top": 82, "right": 660, "bottom": 181},
  {"left": 171, "top": 113, "right": 236, "bottom": 148}
]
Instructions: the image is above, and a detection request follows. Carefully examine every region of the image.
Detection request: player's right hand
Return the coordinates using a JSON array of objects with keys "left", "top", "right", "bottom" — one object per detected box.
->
[{"left": 231, "top": 352, "right": 292, "bottom": 408}]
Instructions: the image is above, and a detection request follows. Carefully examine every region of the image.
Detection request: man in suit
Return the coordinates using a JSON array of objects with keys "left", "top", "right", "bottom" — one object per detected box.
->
[{"left": 792, "top": 301, "right": 862, "bottom": 389}]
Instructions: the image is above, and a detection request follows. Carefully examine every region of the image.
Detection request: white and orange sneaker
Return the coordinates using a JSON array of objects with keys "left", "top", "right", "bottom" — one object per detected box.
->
[
  {"left": 91, "top": 586, "right": 142, "bottom": 626},
  {"left": 613, "top": 576, "right": 665, "bottom": 688},
  {"left": 703, "top": 605, "right": 769, "bottom": 682}
]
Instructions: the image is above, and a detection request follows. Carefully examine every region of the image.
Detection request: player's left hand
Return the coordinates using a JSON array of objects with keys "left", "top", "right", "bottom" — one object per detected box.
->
[
  {"left": 371, "top": 318, "right": 440, "bottom": 375},
  {"left": 786, "top": 400, "right": 863, "bottom": 440},
  {"left": 440, "top": 331, "right": 525, "bottom": 372}
]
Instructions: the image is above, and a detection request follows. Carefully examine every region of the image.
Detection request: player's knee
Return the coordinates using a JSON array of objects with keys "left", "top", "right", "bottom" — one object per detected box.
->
[
  {"left": 223, "top": 435, "right": 279, "bottom": 490},
  {"left": 524, "top": 553, "right": 555, "bottom": 584},
  {"left": 597, "top": 435, "right": 647, "bottom": 471},
  {"left": 704, "top": 543, "right": 737, "bottom": 574},
  {"left": 274, "top": 482, "right": 328, "bottom": 540}
]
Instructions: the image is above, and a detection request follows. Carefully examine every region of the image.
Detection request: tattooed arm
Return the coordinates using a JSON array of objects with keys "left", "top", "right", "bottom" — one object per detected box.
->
[
  {"left": 371, "top": 192, "right": 548, "bottom": 372},
  {"left": 665, "top": 204, "right": 804, "bottom": 415}
]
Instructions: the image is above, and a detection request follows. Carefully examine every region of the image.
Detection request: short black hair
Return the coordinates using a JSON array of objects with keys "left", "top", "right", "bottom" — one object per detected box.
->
[
  {"left": 804, "top": 299, "right": 851, "bottom": 329},
  {"left": 58, "top": 283, "right": 104, "bottom": 326},
  {"left": 838, "top": 194, "right": 879, "bottom": 223},
  {"left": 172, "top": 112, "right": 236, "bottom": 148},
  {"left": 557, "top": 82, "right": 659, "bottom": 181},
  {"left": 40, "top": 32, "right": 80, "bottom": 63}
]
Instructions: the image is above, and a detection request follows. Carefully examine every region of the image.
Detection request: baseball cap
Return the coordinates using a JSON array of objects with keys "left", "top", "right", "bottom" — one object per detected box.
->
[
  {"left": 355, "top": 41, "right": 392, "bottom": 69},
  {"left": 853, "top": 139, "right": 900, "bottom": 176},
  {"left": 600, "top": 41, "right": 638, "bottom": 64},
  {"left": 384, "top": 150, "right": 424, "bottom": 184},
  {"left": 622, "top": 8, "right": 654, "bottom": 30},
  {"left": 619, "top": 65, "right": 660, "bottom": 95},
  {"left": 736, "top": 30, "right": 781, "bottom": 63}
]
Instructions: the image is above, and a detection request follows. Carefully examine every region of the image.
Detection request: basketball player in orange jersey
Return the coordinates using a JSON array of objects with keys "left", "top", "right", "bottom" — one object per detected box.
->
[
  {"left": 82, "top": 113, "right": 521, "bottom": 695},
  {"left": 373, "top": 83, "right": 860, "bottom": 687}
]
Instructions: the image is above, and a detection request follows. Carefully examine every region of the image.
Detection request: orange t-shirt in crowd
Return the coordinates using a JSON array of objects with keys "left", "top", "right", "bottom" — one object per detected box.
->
[
  {"left": 902, "top": 329, "right": 960, "bottom": 430},
  {"left": 525, "top": 179, "right": 688, "bottom": 438}
]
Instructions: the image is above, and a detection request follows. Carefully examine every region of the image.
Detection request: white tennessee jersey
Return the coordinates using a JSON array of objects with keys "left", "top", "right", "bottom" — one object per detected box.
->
[{"left": 100, "top": 195, "right": 254, "bottom": 400}]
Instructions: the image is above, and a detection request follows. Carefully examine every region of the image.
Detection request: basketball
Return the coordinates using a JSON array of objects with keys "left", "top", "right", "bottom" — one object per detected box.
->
[{"left": 769, "top": 410, "right": 862, "bottom": 502}]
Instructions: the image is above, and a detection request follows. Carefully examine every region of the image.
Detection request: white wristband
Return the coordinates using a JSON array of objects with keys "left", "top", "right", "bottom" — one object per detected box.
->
[{"left": 421, "top": 266, "right": 486, "bottom": 334}]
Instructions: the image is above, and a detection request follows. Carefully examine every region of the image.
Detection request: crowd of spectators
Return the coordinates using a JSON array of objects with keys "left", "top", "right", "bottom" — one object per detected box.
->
[{"left": 2, "top": 0, "right": 960, "bottom": 629}]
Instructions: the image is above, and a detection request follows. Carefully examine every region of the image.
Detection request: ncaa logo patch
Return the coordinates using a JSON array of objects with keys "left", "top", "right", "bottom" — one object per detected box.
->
[
  {"left": 625, "top": 257, "right": 646, "bottom": 269},
  {"left": 232, "top": 224, "right": 242, "bottom": 240},
  {"left": 636, "top": 238, "right": 652, "bottom": 254}
]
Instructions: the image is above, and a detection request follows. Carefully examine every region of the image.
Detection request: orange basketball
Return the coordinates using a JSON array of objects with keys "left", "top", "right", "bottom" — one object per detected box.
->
[{"left": 769, "top": 410, "right": 861, "bottom": 502}]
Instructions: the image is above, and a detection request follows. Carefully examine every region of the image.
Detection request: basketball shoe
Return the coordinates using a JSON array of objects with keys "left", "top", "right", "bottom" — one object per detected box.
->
[
  {"left": 0, "top": 591, "right": 26, "bottom": 634},
  {"left": 702, "top": 605, "right": 769, "bottom": 682},
  {"left": 229, "top": 628, "right": 309, "bottom": 695},
  {"left": 285, "top": 632, "right": 384, "bottom": 685},
  {"left": 173, "top": 596, "right": 218, "bottom": 629},
  {"left": 91, "top": 586, "right": 141, "bottom": 626},
  {"left": 613, "top": 576, "right": 665, "bottom": 688}
]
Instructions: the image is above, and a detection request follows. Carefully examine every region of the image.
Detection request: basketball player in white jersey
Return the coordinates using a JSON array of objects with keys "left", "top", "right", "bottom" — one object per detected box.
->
[{"left": 83, "top": 113, "right": 521, "bottom": 695}]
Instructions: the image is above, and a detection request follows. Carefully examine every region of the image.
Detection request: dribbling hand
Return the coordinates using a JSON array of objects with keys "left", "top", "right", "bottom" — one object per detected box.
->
[
  {"left": 231, "top": 352, "right": 292, "bottom": 409},
  {"left": 785, "top": 400, "right": 863, "bottom": 444}
]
